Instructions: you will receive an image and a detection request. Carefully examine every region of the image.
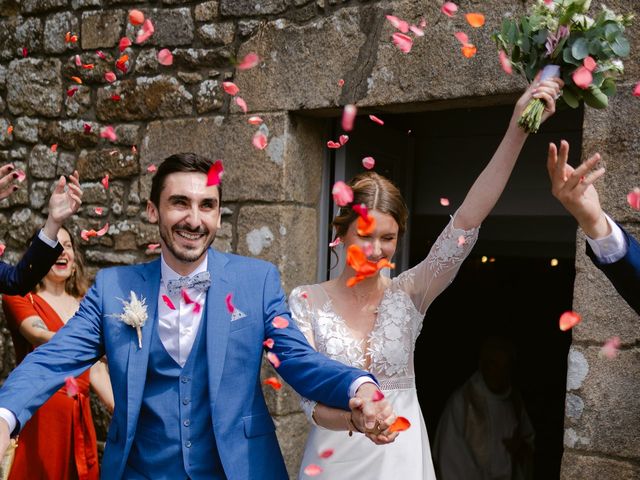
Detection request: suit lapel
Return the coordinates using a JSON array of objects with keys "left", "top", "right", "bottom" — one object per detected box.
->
[
  {"left": 125, "top": 259, "right": 160, "bottom": 435},
  {"left": 206, "top": 249, "right": 232, "bottom": 406}
]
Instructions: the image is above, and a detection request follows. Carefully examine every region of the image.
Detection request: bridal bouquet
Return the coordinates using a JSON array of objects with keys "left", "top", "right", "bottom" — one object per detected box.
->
[{"left": 493, "top": 0, "right": 634, "bottom": 133}]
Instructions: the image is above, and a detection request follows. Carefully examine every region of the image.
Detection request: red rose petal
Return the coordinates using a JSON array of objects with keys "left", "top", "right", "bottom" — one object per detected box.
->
[
  {"left": 319, "top": 449, "right": 334, "bottom": 459},
  {"left": 162, "top": 294, "right": 176, "bottom": 310},
  {"left": 0, "top": 244, "right": 5, "bottom": 256},
  {"left": 101, "top": 174, "right": 109, "bottom": 190},
  {"left": 633, "top": 81, "right": 640, "bottom": 97},
  {"left": 118, "top": 37, "right": 132, "bottom": 52},
  {"left": 129, "top": 9, "right": 145, "bottom": 26},
  {"left": 263, "top": 338, "right": 274, "bottom": 349},
  {"left": 372, "top": 390, "right": 385, "bottom": 402},
  {"left": 206, "top": 160, "right": 224, "bottom": 186},
  {"left": 264, "top": 377, "right": 282, "bottom": 390}
]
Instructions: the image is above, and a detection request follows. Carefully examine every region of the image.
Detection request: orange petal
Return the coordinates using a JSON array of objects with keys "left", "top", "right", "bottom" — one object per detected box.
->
[
  {"left": 388, "top": 416, "right": 411, "bottom": 432},
  {"left": 128, "top": 9, "right": 145, "bottom": 26},
  {"left": 264, "top": 377, "right": 282, "bottom": 390},
  {"left": 71, "top": 76, "right": 83, "bottom": 84},
  {"left": 357, "top": 214, "right": 376, "bottom": 236},
  {"left": 263, "top": 338, "right": 274, "bottom": 349},
  {"left": 461, "top": 44, "right": 477, "bottom": 58},
  {"left": 465, "top": 13, "right": 485, "bottom": 28},
  {"left": 559, "top": 311, "right": 582, "bottom": 331},
  {"left": 303, "top": 464, "right": 323, "bottom": 476}
]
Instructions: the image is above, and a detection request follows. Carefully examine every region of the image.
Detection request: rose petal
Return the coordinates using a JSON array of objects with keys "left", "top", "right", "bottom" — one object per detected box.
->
[
  {"left": 272, "top": 316, "right": 289, "bottom": 329},
  {"left": 193, "top": 302, "right": 202, "bottom": 314},
  {"left": 264, "top": 377, "right": 282, "bottom": 390},
  {"left": 372, "top": 390, "right": 385, "bottom": 402},
  {"left": 105, "top": 71, "right": 117, "bottom": 83},
  {"left": 454, "top": 32, "right": 469, "bottom": 45},
  {"left": 147, "top": 164, "right": 157, "bottom": 173},
  {"left": 74, "top": 54, "right": 82, "bottom": 67},
  {"left": 392, "top": 32, "right": 413, "bottom": 53},
  {"left": 386, "top": 15, "right": 409, "bottom": 33},
  {"left": 235, "top": 96, "right": 248, "bottom": 113},
  {"left": 341, "top": 104, "right": 357, "bottom": 132},
  {"left": 465, "top": 13, "right": 485, "bottom": 28},
  {"left": 339, "top": 134, "right": 349, "bottom": 146},
  {"left": 457, "top": 235, "right": 466, "bottom": 246},
  {"left": 148, "top": 243, "right": 160, "bottom": 250},
  {"left": 499, "top": 50, "right": 512, "bottom": 75},
  {"left": 135, "top": 19, "right": 155, "bottom": 44},
  {"left": 207, "top": 159, "right": 224, "bottom": 186},
  {"left": 559, "top": 311, "right": 582, "bottom": 331},
  {"left": 634, "top": 81, "right": 640, "bottom": 97},
  {"left": 303, "top": 464, "right": 323, "bottom": 476},
  {"left": 100, "top": 126, "right": 117, "bottom": 142},
  {"left": 111, "top": 94, "right": 121, "bottom": 102},
  {"left": 627, "top": 188, "right": 640, "bottom": 210},
  {"left": 389, "top": 416, "right": 411, "bottom": 432},
  {"left": 440, "top": 197, "right": 450, "bottom": 206},
  {"left": 357, "top": 214, "right": 376, "bottom": 236},
  {"left": 572, "top": 66, "right": 593, "bottom": 89},
  {"left": 409, "top": 25, "right": 425, "bottom": 37},
  {"left": 118, "top": 37, "right": 132, "bottom": 52},
  {"left": 94, "top": 207, "right": 103, "bottom": 215},
  {"left": 67, "top": 87, "right": 78, "bottom": 97},
  {"left": 462, "top": 44, "right": 477, "bottom": 58},
  {"left": 162, "top": 294, "right": 176, "bottom": 310},
  {"left": 65, "top": 376, "right": 79, "bottom": 397},
  {"left": 83, "top": 123, "right": 92, "bottom": 134},
  {"left": 181, "top": 288, "right": 195, "bottom": 305},
  {"left": 441, "top": 2, "right": 458, "bottom": 17},
  {"left": 352, "top": 203, "right": 368, "bottom": 220},
  {"left": 128, "top": 9, "right": 145, "bottom": 26},
  {"left": 101, "top": 174, "right": 109, "bottom": 190},
  {"left": 237, "top": 52, "right": 260, "bottom": 70},
  {"left": 21, "top": 47, "right": 27, "bottom": 58},
  {"left": 327, "top": 140, "right": 341, "bottom": 149},
  {"left": 0, "top": 244, "right": 5, "bottom": 256},
  {"left": 266, "top": 352, "right": 281, "bottom": 368},
  {"left": 80, "top": 229, "right": 95, "bottom": 241},
  {"left": 248, "top": 116, "right": 263, "bottom": 125},
  {"left": 369, "top": 115, "right": 384, "bottom": 125},
  {"left": 222, "top": 81, "right": 240, "bottom": 96},
  {"left": 96, "top": 222, "right": 109, "bottom": 236},
  {"left": 71, "top": 76, "right": 82, "bottom": 84},
  {"left": 329, "top": 238, "right": 341, "bottom": 248},
  {"left": 332, "top": 181, "right": 353, "bottom": 206},
  {"left": 599, "top": 336, "right": 621, "bottom": 360},
  {"left": 252, "top": 131, "right": 268, "bottom": 150},
  {"left": 157, "top": 48, "right": 173, "bottom": 66},
  {"left": 319, "top": 449, "right": 334, "bottom": 459},
  {"left": 338, "top": 79, "right": 345, "bottom": 87},
  {"left": 362, "top": 156, "right": 375, "bottom": 170},
  {"left": 583, "top": 56, "right": 597, "bottom": 72},
  {"left": 96, "top": 50, "right": 106, "bottom": 60},
  {"left": 263, "top": 338, "right": 274, "bottom": 349},
  {"left": 15, "top": 170, "right": 26, "bottom": 183},
  {"left": 225, "top": 293, "right": 235, "bottom": 313}
]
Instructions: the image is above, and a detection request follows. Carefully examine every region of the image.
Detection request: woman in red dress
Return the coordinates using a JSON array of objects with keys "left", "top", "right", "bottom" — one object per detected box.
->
[{"left": 3, "top": 227, "right": 113, "bottom": 480}]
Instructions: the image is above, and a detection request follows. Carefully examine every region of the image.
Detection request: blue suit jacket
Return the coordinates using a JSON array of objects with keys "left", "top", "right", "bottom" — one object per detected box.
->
[
  {"left": 0, "top": 249, "right": 371, "bottom": 479},
  {"left": 586, "top": 224, "right": 640, "bottom": 315},
  {"left": 0, "top": 235, "right": 62, "bottom": 295}
]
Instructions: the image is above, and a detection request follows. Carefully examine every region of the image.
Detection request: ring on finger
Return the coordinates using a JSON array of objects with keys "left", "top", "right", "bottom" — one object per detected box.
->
[{"left": 554, "top": 89, "right": 563, "bottom": 100}]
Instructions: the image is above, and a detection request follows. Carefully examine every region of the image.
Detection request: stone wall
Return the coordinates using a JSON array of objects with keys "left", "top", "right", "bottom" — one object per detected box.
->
[{"left": 0, "top": 0, "right": 639, "bottom": 478}]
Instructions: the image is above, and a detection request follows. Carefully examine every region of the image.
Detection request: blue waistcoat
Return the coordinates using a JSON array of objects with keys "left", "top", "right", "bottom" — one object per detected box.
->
[{"left": 125, "top": 310, "right": 225, "bottom": 479}]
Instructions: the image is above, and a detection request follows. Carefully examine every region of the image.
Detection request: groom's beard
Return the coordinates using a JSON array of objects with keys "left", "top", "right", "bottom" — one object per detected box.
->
[{"left": 159, "top": 221, "right": 216, "bottom": 264}]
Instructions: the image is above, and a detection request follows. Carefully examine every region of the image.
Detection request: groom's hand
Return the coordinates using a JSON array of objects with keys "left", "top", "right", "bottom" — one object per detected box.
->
[
  {"left": 350, "top": 383, "right": 399, "bottom": 444},
  {"left": 0, "top": 418, "right": 9, "bottom": 460}
]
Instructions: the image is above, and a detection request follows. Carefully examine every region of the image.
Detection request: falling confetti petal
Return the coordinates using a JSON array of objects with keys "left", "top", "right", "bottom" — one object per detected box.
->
[
  {"left": 352, "top": 203, "right": 368, "bottom": 220},
  {"left": 599, "top": 336, "right": 621, "bottom": 359},
  {"left": 162, "top": 294, "right": 176, "bottom": 310},
  {"left": 71, "top": 76, "right": 82, "bottom": 84},
  {"left": 181, "top": 288, "right": 195, "bottom": 305},
  {"left": 82, "top": 63, "right": 94, "bottom": 70},
  {"left": 101, "top": 174, "right": 109, "bottom": 190},
  {"left": 319, "top": 449, "right": 334, "bottom": 459},
  {"left": 337, "top": 79, "right": 345, "bottom": 87},
  {"left": 15, "top": 170, "right": 26, "bottom": 183},
  {"left": 357, "top": 214, "right": 376, "bottom": 236},
  {"left": 454, "top": 32, "right": 469, "bottom": 45},
  {"left": 627, "top": 188, "right": 640, "bottom": 210},
  {"left": 235, "top": 96, "right": 248, "bottom": 113},
  {"left": 392, "top": 32, "right": 413, "bottom": 53},
  {"left": 96, "top": 50, "right": 106, "bottom": 60},
  {"left": 96, "top": 223, "right": 109, "bottom": 236},
  {"left": 147, "top": 164, "right": 157, "bottom": 173},
  {"left": 51, "top": 143, "right": 58, "bottom": 151},
  {"left": 21, "top": 47, "right": 27, "bottom": 58},
  {"left": 327, "top": 141, "right": 341, "bottom": 149},
  {"left": 559, "top": 311, "right": 582, "bottom": 331},
  {"left": 83, "top": 123, "right": 92, "bottom": 134},
  {"left": 64, "top": 376, "right": 79, "bottom": 397},
  {"left": 465, "top": 13, "right": 486, "bottom": 28},
  {"left": 0, "top": 244, "right": 5, "bottom": 256},
  {"left": 65, "top": 32, "right": 78, "bottom": 43},
  {"left": 362, "top": 157, "right": 375, "bottom": 170},
  {"left": 111, "top": 94, "right": 121, "bottom": 102},
  {"left": 118, "top": 37, "right": 132, "bottom": 52},
  {"left": 225, "top": 293, "right": 235, "bottom": 313},
  {"left": 193, "top": 302, "right": 202, "bottom": 314},
  {"left": 206, "top": 160, "right": 224, "bottom": 186},
  {"left": 264, "top": 377, "right": 282, "bottom": 390},
  {"left": 263, "top": 338, "right": 274, "bottom": 349},
  {"left": 237, "top": 52, "right": 260, "bottom": 70},
  {"left": 346, "top": 244, "right": 394, "bottom": 287},
  {"left": 634, "top": 82, "right": 640, "bottom": 97},
  {"left": 248, "top": 116, "right": 263, "bottom": 125},
  {"left": 6, "top": 125, "right": 12, "bottom": 135},
  {"left": 157, "top": 49, "right": 173, "bottom": 66},
  {"left": 222, "top": 81, "right": 240, "bottom": 96},
  {"left": 386, "top": 15, "right": 409, "bottom": 33},
  {"left": 440, "top": 197, "right": 450, "bottom": 206},
  {"left": 74, "top": 54, "right": 82, "bottom": 66},
  {"left": 389, "top": 416, "right": 411, "bottom": 432},
  {"left": 266, "top": 352, "right": 281, "bottom": 368},
  {"left": 572, "top": 66, "right": 592, "bottom": 89},
  {"left": 441, "top": 2, "right": 458, "bottom": 17},
  {"left": 369, "top": 115, "right": 384, "bottom": 125},
  {"left": 339, "top": 135, "right": 349, "bottom": 146},
  {"left": 499, "top": 50, "right": 513, "bottom": 75},
  {"left": 272, "top": 316, "right": 289, "bottom": 329},
  {"left": 409, "top": 25, "right": 425, "bottom": 37},
  {"left": 303, "top": 464, "right": 323, "bottom": 476},
  {"left": 372, "top": 390, "right": 385, "bottom": 402},
  {"left": 100, "top": 126, "right": 117, "bottom": 142},
  {"left": 105, "top": 71, "right": 116, "bottom": 83},
  {"left": 67, "top": 87, "right": 78, "bottom": 97},
  {"left": 135, "top": 19, "right": 155, "bottom": 44},
  {"left": 341, "top": 104, "right": 357, "bottom": 132},
  {"left": 128, "top": 9, "right": 145, "bottom": 26},
  {"left": 457, "top": 235, "right": 466, "bottom": 246},
  {"left": 332, "top": 181, "right": 353, "bottom": 206},
  {"left": 462, "top": 44, "right": 477, "bottom": 58},
  {"left": 252, "top": 131, "right": 268, "bottom": 150},
  {"left": 329, "top": 238, "right": 341, "bottom": 248},
  {"left": 148, "top": 243, "right": 160, "bottom": 250}
]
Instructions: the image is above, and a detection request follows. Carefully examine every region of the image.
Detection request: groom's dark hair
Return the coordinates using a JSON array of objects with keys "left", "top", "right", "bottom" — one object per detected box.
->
[{"left": 149, "top": 152, "right": 222, "bottom": 207}]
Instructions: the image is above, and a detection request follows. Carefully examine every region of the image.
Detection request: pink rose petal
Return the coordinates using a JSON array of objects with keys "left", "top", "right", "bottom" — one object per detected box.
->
[
  {"left": 157, "top": 48, "right": 173, "bottom": 66},
  {"left": 118, "top": 37, "right": 132, "bottom": 52},
  {"left": 332, "top": 181, "right": 353, "bottom": 206},
  {"left": 372, "top": 390, "right": 385, "bottom": 401},
  {"left": 327, "top": 141, "right": 341, "bottom": 149},
  {"left": 362, "top": 156, "right": 375, "bottom": 170},
  {"left": 392, "top": 32, "right": 413, "bottom": 53},
  {"left": 100, "top": 126, "right": 117, "bottom": 142},
  {"left": 441, "top": 2, "right": 458, "bottom": 17},
  {"left": 329, "top": 238, "right": 341, "bottom": 248},
  {"left": 266, "top": 352, "right": 281, "bottom": 368},
  {"left": 339, "top": 134, "right": 349, "bottom": 146},
  {"left": 147, "top": 243, "right": 160, "bottom": 250},
  {"left": 222, "top": 81, "right": 240, "bottom": 96},
  {"left": 101, "top": 174, "right": 109, "bottom": 190},
  {"left": 248, "top": 116, "right": 263, "bottom": 125},
  {"left": 0, "top": 244, "right": 5, "bottom": 256},
  {"left": 457, "top": 235, "right": 466, "bottom": 246},
  {"left": 237, "top": 52, "right": 260, "bottom": 70},
  {"left": 634, "top": 81, "right": 640, "bottom": 97},
  {"left": 96, "top": 222, "right": 109, "bottom": 236},
  {"left": 263, "top": 338, "right": 274, "bottom": 349},
  {"left": 337, "top": 79, "right": 345, "bottom": 87},
  {"left": 15, "top": 170, "right": 26, "bottom": 183},
  {"left": 225, "top": 293, "right": 235, "bottom": 313},
  {"left": 252, "top": 131, "right": 268, "bottom": 150},
  {"left": 341, "top": 104, "right": 357, "bottom": 132},
  {"left": 135, "top": 19, "right": 155, "bottom": 44},
  {"left": 105, "top": 71, "right": 117, "bottom": 83},
  {"left": 572, "top": 66, "right": 593, "bottom": 89},
  {"left": 499, "top": 50, "right": 512, "bottom": 75},
  {"left": 583, "top": 56, "right": 597, "bottom": 72},
  {"left": 440, "top": 197, "right": 450, "bottom": 206},
  {"left": 627, "top": 188, "right": 640, "bottom": 210},
  {"left": 599, "top": 336, "right": 621, "bottom": 359},
  {"left": 235, "top": 96, "right": 248, "bottom": 113},
  {"left": 272, "top": 316, "right": 289, "bottom": 329},
  {"left": 303, "top": 464, "right": 322, "bottom": 476},
  {"left": 162, "top": 294, "right": 176, "bottom": 310},
  {"left": 94, "top": 207, "right": 103, "bottom": 215},
  {"left": 74, "top": 54, "right": 82, "bottom": 67},
  {"left": 206, "top": 159, "right": 224, "bottom": 186},
  {"left": 369, "top": 115, "right": 384, "bottom": 125},
  {"left": 319, "top": 449, "right": 334, "bottom": 459},
  {"left": 147, "top": 164, "right": 157, "bottom": 173},
  {"left": 410, "top": 25, "right": 425, "bottom": 37},
  {"left": 454, "top": 32, "right": 469, "bottom": 45},
  {"left": 386, "top": 15, "right": 409, "bottom": 33}
]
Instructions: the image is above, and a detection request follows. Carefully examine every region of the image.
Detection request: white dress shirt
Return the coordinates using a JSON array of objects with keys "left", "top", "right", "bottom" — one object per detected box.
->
[
  {"left": 585, "top": 214, "right": 628, "bottom": 264},
  {"left": 159, "top": 255, "right": 208, "bottom": 367},
  {"left": 37, "top": 229, "right": 59, "bottom": 249}
]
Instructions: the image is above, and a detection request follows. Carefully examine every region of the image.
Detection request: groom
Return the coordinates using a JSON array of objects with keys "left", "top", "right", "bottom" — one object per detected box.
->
[{"left": 0, "top": 153, "right": 394, "bottom": 479}]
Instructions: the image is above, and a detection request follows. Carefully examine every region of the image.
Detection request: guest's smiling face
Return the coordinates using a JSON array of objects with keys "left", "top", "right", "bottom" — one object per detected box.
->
[
  {"left": 147, "top": 171, "right": 221, "bottom": 268},
  {"left": 46, "top": 228, "right": 76, "bottom": 283}
]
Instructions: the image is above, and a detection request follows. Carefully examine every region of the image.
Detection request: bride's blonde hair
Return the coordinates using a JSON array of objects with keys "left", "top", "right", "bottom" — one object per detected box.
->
[{"left": 332, "top": 172, "right": 408, "bottom": 243}]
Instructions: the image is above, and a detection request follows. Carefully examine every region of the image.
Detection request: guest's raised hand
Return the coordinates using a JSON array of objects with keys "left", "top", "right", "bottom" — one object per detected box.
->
[
  {"left": 43, "top": 171, "right": 83, "bottom": 240},
  {"left": 0, "top": 164, "right": 19, "bottom": 201},
  {"left": 547, "top": 140, "right": 609, "bottom": 239}
]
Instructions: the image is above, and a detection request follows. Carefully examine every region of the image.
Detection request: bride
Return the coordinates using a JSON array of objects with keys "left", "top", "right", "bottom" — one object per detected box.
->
[{"left": 289, "top": 77, "right": 563, "bottom": 479}]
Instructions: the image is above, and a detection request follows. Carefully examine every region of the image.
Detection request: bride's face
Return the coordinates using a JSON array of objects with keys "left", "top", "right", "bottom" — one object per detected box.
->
[{"left": 343, "top": 209, "right": 399, "bottom": 263}]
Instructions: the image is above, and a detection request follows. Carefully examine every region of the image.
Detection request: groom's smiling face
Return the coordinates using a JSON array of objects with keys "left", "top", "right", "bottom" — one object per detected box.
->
[{"left": 147, "top": 171, "right": 221, "bottom": 270}]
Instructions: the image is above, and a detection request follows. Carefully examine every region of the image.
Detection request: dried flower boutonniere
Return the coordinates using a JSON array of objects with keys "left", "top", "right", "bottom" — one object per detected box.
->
[{"left": 111, "top": 291, "right": 148, "bottom": 348}]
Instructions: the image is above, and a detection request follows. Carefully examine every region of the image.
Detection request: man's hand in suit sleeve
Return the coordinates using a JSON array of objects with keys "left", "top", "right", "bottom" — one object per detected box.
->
[
  {"left": 350, "top": 382, "right": 399, "bottom": 445},
  {"left": 547, "top": 140, "right": 609, "bottom": 239},
  {"left": 42, "top": 171, "right": 83, "bottom": 241}
]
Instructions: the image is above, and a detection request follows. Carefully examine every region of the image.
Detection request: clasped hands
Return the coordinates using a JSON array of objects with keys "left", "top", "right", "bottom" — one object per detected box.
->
[{"left": 349, "top": 383, "right": 399, "bottom": 445}]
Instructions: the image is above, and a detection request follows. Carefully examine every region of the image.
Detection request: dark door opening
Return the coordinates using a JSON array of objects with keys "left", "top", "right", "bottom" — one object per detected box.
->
[{"left": 328, "top": 101, "right": 583, "bottom": 479}]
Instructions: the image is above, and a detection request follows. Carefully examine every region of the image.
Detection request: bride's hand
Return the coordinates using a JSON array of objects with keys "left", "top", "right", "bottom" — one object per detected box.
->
[{"left": 510, "top": 75, "right": 564, "bottom": 129}]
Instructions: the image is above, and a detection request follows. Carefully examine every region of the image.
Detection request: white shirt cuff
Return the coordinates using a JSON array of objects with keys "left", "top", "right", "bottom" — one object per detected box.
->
[
  {"left": 348, "top": 376, "right": 378, "bottom": 398},
  {"left": 38, "top": 229, "right": 59, "bottom": 249},
  {"left": 585, "top": 214, "right": 627, "bottom": 264},
  {"left": 0, "top": 408, "right": 17, "bottom": 434}
]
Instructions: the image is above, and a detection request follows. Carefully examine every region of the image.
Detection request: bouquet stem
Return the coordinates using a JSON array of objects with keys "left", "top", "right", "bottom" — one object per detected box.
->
[{"left": 518, "top": 65, "right": 561, "bottom": 134}]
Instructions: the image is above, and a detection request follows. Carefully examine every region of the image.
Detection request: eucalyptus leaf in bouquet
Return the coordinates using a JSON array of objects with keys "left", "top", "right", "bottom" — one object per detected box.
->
[{"left": 493, "top": 0, "right": 633, "bottom": 133}]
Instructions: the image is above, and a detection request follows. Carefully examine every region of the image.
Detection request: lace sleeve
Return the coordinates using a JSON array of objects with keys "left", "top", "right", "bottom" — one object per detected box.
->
[
  {"left": 288, "top": 286, "right": 319, "bottom": 425},
  {"left": 395, "top": 211, "right": 479, "bottom": 315}
]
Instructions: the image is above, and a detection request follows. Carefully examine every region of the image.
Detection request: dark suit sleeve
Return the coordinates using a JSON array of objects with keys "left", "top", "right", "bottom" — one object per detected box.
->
[
  {"left": 586, "top": 224, "right": 640, "bottom": 315},
  {"left": 0, "top": 234, "right": 63, "bottom": 296}
]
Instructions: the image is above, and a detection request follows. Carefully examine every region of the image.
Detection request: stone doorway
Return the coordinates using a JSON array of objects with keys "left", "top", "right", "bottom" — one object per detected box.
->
[{"left": 326, "top": 103, "right": 584, "bottom": 479}]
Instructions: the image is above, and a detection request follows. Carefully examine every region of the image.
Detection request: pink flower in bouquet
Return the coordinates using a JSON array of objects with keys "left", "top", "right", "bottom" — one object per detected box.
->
[
  {"left": 545, "top": 25, "right": 569, "bottom": 57},
  {"left": 572, "top": 66, "right": 593, "bottom": 89}
]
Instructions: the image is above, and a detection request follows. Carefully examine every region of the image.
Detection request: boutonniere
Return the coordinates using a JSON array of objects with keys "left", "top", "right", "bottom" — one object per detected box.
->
[{"left": 111, "top": 291, "right": 148, "bottom": 348}]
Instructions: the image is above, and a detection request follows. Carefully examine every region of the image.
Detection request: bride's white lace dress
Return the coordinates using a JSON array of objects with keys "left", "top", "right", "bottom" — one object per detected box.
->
[{"left": 289, "top": 215, "right": 479, "bottom": 479}]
